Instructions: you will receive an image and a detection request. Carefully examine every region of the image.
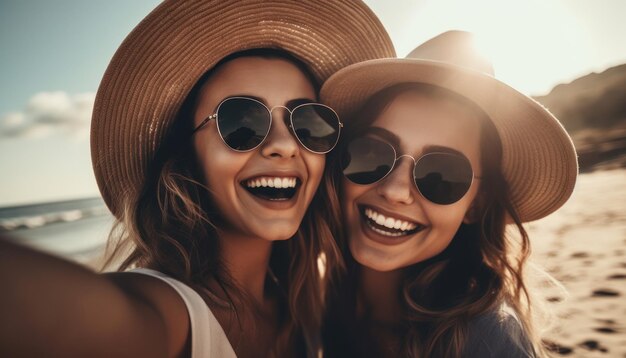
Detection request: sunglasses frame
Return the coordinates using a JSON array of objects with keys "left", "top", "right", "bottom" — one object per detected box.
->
[
  {"left": 343, "top": 137, "right": 481, "bottom": 205},
  {"left": 192, "top": 96, "right": 343, "bottom": 154}
]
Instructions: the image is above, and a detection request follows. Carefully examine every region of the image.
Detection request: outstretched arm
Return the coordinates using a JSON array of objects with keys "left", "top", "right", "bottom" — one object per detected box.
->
[{"left": 0, "top": 237, "right": 190, "bottom": 357}]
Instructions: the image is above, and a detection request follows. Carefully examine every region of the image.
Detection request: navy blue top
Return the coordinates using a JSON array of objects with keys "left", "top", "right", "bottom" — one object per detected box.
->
[{"left": 463, "top": 308, "right": 536, "bottom": 358}]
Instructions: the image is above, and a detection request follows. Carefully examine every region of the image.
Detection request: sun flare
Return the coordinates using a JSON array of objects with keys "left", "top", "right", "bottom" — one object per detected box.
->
[{"left": 377, "top": 0, "right": 594, "bottom": 95}]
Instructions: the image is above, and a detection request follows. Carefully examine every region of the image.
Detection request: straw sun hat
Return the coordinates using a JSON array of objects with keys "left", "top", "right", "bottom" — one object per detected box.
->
[
  {"left": 91, "top": 0, "right": 395, "bottom": 217},
  {"left": 321, "top": 30, "right": 578, "bottom": 222}
]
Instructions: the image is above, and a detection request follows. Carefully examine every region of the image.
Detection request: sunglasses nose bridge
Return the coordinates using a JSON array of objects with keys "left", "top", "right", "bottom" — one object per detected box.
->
[
  {"left": 268, "top": 105, "right": 293, "bottom": 126},
  {"left": 376, "top": 155, "right": 416, "bottom": 205},
  {"left": 268, "top": 105, "right": 291, "bottom": 112},
  {"left": 260, "top": 105, "right": 301, "bottom": 158},
  {"left": 392, "top": 155, "right": 418, "bottom": 182},
  {"left": 268, "top": 105, "right": 292, "bottom": 117},
  {"left": 396, "top": 154, "right": 417, "bottom": 164}
]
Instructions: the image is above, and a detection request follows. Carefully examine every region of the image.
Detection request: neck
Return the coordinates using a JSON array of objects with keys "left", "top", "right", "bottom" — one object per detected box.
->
[
  {"left": 216, "top": 230, "right": 274, "bottom": 305},
  {"left": 358, "top": 266, "right": 404, "bottom": 324}
]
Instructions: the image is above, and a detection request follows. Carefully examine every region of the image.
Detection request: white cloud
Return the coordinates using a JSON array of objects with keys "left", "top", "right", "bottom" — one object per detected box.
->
[{"left": 0, "top": 91, "right": 95, "bottom": 140}]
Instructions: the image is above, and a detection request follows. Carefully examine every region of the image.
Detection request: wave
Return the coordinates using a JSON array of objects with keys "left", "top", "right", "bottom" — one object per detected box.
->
[{"left": 0, "top": 197, "right": 109, "bottom": 232}]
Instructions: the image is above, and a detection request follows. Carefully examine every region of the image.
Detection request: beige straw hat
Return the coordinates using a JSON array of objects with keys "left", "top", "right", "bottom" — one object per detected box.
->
[
  {"left": 91, "top": 0, "right": 395, "bottom": 217},
  {"left": 321, "top": 30, "right": 578, "bottom": 222}
]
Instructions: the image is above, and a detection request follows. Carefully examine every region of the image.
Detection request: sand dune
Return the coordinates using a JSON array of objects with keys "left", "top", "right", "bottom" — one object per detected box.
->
[{"left": 526, "top": 169, "right": 626, "bottom": 357}]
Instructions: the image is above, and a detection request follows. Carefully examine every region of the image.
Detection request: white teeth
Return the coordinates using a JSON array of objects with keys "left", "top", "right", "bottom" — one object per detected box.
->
[
  {"left": 245, "top": 176, "right": 298, "bottom": 189},
  {"left": 364, "top": 207, "right": 418, "bottom": 232},
  {"left": 369, "top": 224, "right": 406, "bottom": 237}
]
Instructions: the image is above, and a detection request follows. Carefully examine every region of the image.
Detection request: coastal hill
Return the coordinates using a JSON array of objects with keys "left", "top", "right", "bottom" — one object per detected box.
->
[{"left": 533, "top": 64, "right": 626, "bottom": 172}]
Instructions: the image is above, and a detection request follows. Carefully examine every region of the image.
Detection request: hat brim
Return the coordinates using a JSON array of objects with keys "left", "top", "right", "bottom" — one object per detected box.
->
[
  {"left": 321, "top": 58, "right": 578, "bottom": 222},
  {"left": 91, "top": 0, "right": 395, "bottom": 217}
]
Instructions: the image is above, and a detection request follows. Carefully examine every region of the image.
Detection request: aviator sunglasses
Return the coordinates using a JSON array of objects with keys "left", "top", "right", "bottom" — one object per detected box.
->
[
  {"left": 342, "top": 136, "right": 481, "bottom": 205},
  {"left": 192, "top": 96, "right": 342, "bottom": 154}
]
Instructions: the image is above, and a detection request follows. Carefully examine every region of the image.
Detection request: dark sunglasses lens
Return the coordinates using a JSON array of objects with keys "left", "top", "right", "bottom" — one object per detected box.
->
[
  {"left": 342, "top": 137, "right": 395, "bottom": 185},
  {"left": 217, "top": 98, "right": 270, "bottom": 151},
  {"left": 414, "top": 153, "right": 473, "bottom": 205},
  {"left": 291, "top": 104, "right": 340, "bottom": 153}
]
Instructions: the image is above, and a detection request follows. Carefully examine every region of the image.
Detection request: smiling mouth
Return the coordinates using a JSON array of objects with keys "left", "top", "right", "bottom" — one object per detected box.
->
[
  {"left": 242, "top": 176, "right": 300, "bottom": 201},
  {"left": 360, "top": 206, "right": 425, "bottom": 237}
]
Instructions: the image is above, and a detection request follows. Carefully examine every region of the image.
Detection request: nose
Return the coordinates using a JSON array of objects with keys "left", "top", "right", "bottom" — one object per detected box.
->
[
  {"left": 259, "top": 106, "right": 300, "bottom": 159},
  {"left": 376, "top": 157, "right": 415, "bottom": 205}
]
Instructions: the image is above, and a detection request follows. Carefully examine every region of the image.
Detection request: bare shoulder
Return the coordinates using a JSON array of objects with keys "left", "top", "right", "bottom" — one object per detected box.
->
[{"left": 105, "top": 271, "right": 191, "bottom": 357}]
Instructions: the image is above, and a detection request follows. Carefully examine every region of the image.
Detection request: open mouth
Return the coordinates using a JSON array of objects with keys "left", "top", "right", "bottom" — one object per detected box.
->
[
  {"left": 242, "top": 176, "right": 300, "bottom": 201},
  {"left": 360, "top": 205, "right": 424, "bottom": 237}
]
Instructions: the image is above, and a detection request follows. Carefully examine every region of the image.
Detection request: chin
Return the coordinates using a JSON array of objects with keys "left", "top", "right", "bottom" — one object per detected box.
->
[
  {"left": 254, "top": 225, "right": 300, "bottom": 242},
  {"left": 349, "top": 240, "right": 403, "bottom": 272}
]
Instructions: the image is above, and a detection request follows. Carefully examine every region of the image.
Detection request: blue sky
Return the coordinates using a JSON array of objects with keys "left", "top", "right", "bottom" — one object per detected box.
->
[
  {"left": 0, "top": 0, "right": 160, "bottom": 116},
  {"left": 1, "top": 0, "right": 625, "bottom": 206}
]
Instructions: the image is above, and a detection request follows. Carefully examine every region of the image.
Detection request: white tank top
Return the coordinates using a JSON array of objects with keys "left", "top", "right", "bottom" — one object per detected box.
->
[{"left": 131, "top": 268, "right": 237, "bottom": 358}]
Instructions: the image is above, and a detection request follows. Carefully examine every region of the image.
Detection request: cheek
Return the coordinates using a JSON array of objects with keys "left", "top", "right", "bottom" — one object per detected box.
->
[
  {"left": 301, "top": 149, "right": 326, "bottom": 210},
  {"left": 194, "top": 133, "right": 243, "bottom": 190},
  {"left": 340, "top": 179, "right": 362, "bottom": 212},
  {"left": 422, "top": 191, "right": 478, "bottom": 252},
  {"left": 340, "top": 179, "right": 370, "bottom": 231},
  {"left": 301, "top": 151, "right": 326, "bottom": 190}
]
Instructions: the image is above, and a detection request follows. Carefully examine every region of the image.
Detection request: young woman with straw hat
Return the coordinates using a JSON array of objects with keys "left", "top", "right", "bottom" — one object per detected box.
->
[
  {"left": 321, "top": 31, "right": 577, "bottom": 357},
  {"left": 0, "top": 1, "right": 394, "bottom": 357}
]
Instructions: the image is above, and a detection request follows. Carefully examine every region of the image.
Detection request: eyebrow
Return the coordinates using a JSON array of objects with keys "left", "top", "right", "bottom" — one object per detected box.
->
[
  {"left": 367, "top": 126, "right": 465, "bottom": 157},
  {"left": 223, "top": 95, "right": 316, "bottom": 110},
  {"left": 422, "top": 145, "right": 465, "bottom": 157},
  {"left": 366, "top": 126, "right": 401, "bottom": 148}
]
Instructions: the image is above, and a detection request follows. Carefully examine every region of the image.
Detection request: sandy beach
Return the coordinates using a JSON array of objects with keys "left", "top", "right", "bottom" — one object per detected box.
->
[
  {"left": 527, "top": 168, "right": 626, "bottom": 357},
  {"left": 3, "top": 169, "right": 624, "bottom": 356}
]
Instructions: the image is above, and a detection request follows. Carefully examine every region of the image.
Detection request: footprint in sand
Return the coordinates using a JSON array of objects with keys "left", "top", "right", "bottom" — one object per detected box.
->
[
  {"left": 571, "top": 252, "right": 590, "bottom": 258},
  {"left": 594, "top": 327, "right": 617, "bottom": 334},
  {"left": 591, "top": 289, "right": 621, "bottom": 297},
  {"left": 607, "top": 273, "right": 626, "bottom": 280},
  {"left": 556, "top": 225, "right": 572, "bottom": 237},
  {"left": 594, "top": 318, "right": 618, "bottom": 334},
  {"left": 544, "top": 340, "right": 574, "bottom": 355},
  {"left": 578, "top": 340, "right": 608, "bottom": 353}
]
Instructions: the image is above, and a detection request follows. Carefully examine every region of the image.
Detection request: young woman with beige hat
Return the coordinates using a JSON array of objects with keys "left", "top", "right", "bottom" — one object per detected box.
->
[
  {"left": 0, "top": 1, "right": 394, "bottom": 357},
  {"left": 321, "top": 31, "right": 577, "bottom": 357}
]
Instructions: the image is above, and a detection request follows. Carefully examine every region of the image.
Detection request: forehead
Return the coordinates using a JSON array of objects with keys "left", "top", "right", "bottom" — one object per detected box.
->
[
  {"left": 198, "top": 56, "right": 317, "bottom": 103},
  {"left": 371, "top": 90, "right": 483, "bottom": 157}
]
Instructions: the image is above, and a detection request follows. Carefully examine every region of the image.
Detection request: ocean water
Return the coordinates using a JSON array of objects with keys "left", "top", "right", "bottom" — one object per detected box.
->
[{"left": 0, "top": 197, "right": 113, "bottom": 264}]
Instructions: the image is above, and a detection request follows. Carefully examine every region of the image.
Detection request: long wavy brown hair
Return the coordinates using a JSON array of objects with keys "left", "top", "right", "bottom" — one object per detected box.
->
[
  {"left": 323, "top": 83, "right": 551, "bottom": 357},
  {"left": 101, "top": 49, "right": 343, "bottom": 358}
]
